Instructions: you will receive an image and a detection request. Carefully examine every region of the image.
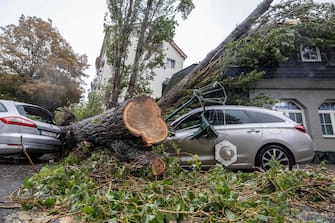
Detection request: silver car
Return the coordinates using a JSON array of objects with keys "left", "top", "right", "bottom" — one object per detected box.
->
[
  {"left": 168, "top": 105, "right": 314, "bottom": 170},
  {"left": 0, "top": 99, "right": 62, "bottom": 159}
]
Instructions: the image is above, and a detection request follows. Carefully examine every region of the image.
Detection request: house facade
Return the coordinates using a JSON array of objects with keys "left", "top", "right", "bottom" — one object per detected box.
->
[
  {"left": 91, "top": 34, "right": 186, "bottom": 101},
  {"left": 247, "top": 46, "right": 335, "bottom": 155}
]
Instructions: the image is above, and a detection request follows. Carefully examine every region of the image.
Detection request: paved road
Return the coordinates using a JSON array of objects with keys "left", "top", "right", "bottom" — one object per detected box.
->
[{"left": 0, "top": 158, "right": 45, "bottom": 223}]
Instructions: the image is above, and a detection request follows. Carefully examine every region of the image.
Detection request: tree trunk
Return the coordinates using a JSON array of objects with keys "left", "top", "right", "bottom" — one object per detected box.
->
[
  {"left": 158, "top": 0, "right": 273, "bottom": 109},
  {"left": 126, "top": 0, "right": 153, "bottom": 98},
  {"left": 62, "top": 95, "right": 168, "bottom": 161}
]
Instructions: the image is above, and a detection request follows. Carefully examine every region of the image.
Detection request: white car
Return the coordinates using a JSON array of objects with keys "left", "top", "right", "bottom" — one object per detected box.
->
[
  {"left": 0, "top": 99, "right": 62, "bottom": 159},
  {"left": 168, "top": 105, "right": 314, "bottom": 170}
]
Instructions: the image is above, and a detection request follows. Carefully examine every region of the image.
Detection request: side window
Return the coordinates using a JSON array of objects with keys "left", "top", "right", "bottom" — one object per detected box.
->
[
  {"left": 0, "top": 103, "right": 7, "bottom": 112},
  {"left": 17, "top": 105, "right": 54, "bottom": 124},
  {"left": 224, "top": 110, "right": 249, "bottom": 125},
  {"left": 174, "top": 112, "right": 202, "bottom": 130},
  {"left": 207, "top": 110, "right": 225, "bottom": 125},
  {"left": 246, "top": 110, "right": 284, "bottom": 123},
  {"left": 174, "top": 111, "right": 211, "bottom": 130}
]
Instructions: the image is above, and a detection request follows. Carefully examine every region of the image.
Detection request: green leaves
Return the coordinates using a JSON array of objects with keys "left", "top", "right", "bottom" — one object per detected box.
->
[{"left": 16, "top": 149, "right": 335, "bottom": 222}]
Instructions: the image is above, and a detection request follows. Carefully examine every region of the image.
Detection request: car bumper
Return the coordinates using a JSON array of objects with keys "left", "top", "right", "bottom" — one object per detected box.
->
[{"left": 0, "top": 133, "right": 62, "bottom": 154}]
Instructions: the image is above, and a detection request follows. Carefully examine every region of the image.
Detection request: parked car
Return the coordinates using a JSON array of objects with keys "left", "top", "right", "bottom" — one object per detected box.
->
[
  {"left": 167, "top": 105, "right": 314, "bottom": 170},
  {"left": 0, "top": 99, "right": 62, "bottom": 159}
]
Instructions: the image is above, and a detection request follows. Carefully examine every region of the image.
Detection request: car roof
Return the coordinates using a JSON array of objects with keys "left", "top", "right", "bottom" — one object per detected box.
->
[{"left": 190, "top": 105, "right": 273, "bottom": 112}]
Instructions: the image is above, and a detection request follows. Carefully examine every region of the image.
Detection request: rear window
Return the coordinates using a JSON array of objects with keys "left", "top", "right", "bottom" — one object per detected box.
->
[
  {"left": 0, "top": 103, "right": 7, "bottom": 112},
  {"left": 16, "top": 105, "right": 54, "bottom": 124},
  {"left": 246, "top": 110, "right": 284, "bottom": 123}
]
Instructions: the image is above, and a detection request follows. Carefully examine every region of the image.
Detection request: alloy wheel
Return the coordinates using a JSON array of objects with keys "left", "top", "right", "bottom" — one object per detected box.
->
[{"left": 260, "top": 145, "right": 292, "bottom": 170}]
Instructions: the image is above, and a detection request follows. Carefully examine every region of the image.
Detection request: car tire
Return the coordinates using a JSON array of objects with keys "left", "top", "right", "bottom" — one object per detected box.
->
[{"left": 256, "top": 145, "right": 293, "bottom": 170}]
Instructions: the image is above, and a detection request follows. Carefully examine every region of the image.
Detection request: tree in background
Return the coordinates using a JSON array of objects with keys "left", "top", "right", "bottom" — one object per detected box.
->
[
  {"left": 0, "top": 15, "right": 89, "bottom": 112},
  {"left": 104, "top": 0, "right": 194, "bottom": 107}
]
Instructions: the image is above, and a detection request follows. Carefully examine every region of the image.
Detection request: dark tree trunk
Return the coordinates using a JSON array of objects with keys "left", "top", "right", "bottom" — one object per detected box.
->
[
  {"left": 61, "top": 95, "right": 168, "bottom": 161},
  {"left": 158, "top": 0, "right": 273, "bottom": 110}
]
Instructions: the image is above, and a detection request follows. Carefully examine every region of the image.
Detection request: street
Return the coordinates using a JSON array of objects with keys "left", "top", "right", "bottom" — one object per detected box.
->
[{"left": 0, "top": 158, "right": 45, "bottom": 223}]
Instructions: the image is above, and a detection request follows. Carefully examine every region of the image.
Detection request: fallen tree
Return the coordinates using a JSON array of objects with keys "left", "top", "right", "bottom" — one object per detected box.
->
[
  {"left": 158, "top": 0, "right": 274, "bottom": 110},
  {"left": 60, "top": 95, "right": 169, "bottom": 162}
]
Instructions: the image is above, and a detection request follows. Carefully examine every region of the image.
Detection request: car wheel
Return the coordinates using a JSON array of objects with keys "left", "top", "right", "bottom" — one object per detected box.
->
[{"left": 257, "top": 145, "right": 293, "bottom": 170}]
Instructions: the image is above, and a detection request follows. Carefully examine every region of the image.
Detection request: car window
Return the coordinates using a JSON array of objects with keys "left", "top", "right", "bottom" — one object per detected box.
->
[
  {"left": 245, "top": 110, "right": 284, "bottom": 123},
  {"left": 174, "top": 111, "right": 211, "bottom": 130},
  {"left": 212, "top": 109, "right": 284, "bottom": 125},
  {"left": 223, "top": 110, "right": 249, "bottom": 124},
  {"left": 207, "top": 109, "right": 225, "bottom": 125},
  {"left": 16, "top": 105, "right": 54, "bottom": 124},
  {"left": 0, "top": 103, "right": 7, "bottom": 112}
]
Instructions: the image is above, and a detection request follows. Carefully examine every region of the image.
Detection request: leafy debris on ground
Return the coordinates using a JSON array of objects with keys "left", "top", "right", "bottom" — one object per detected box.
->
[{"left": 10, "top": 149, "right": 335, "bottom": 223}]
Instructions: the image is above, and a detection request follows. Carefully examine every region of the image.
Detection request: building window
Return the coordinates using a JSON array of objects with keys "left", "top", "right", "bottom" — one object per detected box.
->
[
  {"left": 272, "top": 101, "right": 305, "bottom": 126},
  {"left": 319, "top": 102, "right": 335, "bottom": 137},
  {"left": 166, "top": 58, "right": 176, "bottom": 69},
  {"left": 300, "top": 45, "right": 321, "bottom": 62}
]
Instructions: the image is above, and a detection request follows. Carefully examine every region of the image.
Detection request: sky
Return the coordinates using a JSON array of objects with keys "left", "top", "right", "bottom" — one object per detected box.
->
[{"left": 0, "top": 0, "right": 334, "bottom": 94}]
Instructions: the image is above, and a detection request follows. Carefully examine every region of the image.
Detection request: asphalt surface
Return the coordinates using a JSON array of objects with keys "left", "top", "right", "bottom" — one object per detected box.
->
[
  {"left": 0, "top": 158, "right": 334, "bottom": 222},
  {"left": 0, "top": 157, "right": 45, "bottom": 223}
]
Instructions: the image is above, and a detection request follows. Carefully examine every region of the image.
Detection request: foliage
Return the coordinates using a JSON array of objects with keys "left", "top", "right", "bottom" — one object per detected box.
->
[
  {"left": 16, "top": 149, "right": 335, "bottom": 223},
  {"left": 0, "top": 15, "right": 89, "bottom": 112},
  {"left": 171, "top": 0, "right": 335, "bottom": 108},
  {"left": 103, "top": 0, "right": 194, "bottom": 107},
  {"left": 55, "top": 91, "right": 104, "bottom": 123}
]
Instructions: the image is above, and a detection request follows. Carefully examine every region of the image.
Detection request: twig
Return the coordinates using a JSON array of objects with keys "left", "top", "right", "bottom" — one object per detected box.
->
[{"left": 21, "top": 136, "right": 38, "bottom": 173}]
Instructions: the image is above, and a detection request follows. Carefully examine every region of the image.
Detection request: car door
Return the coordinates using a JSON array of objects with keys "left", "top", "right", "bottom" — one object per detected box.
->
[
  {"left": 169, "top": 110, "right": 224, "bottom": 167},
  {"left": 214, "top": 109, "right": 264, "bottom": 167}
]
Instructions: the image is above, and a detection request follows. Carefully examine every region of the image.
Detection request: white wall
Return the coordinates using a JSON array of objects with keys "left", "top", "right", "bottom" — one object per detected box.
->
[{"left": 92, "top": 36, "right": 185, "bottom": 100}]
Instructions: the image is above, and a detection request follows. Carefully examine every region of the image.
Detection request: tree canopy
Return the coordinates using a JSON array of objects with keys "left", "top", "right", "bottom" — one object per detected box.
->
[
  {"left": 0, "top": 15, "right": 89, "bottom": 112},
  {"left": 160, "top": 0, "right": 335, "bottom": 108},
  {"left": 103, "top": 0, "right": 194, "bottom": 107}
]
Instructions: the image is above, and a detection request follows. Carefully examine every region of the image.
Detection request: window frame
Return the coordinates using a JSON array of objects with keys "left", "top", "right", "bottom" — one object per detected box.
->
[
  {"left": 166, "top": 58, "right": 176, "bottom": 69},
  {"left": 319, "top": 102, "right": 335, "bottom": 138},
  {"left": 300, "top": 45, "right": 322, "bottom": 62}
]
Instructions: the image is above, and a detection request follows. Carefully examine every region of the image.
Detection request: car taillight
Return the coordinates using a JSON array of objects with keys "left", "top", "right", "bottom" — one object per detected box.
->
[
  {"left": 295, "top": 125, "right": 307, "bottom": 133},
  {"left": 0, "top": 116, "right": 37, "bottom": 128}
]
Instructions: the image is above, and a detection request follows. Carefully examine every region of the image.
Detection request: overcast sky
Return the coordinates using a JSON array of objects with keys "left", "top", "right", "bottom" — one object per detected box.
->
[{"left": 0, "top": 0, "right": 333, "bottom": 93}]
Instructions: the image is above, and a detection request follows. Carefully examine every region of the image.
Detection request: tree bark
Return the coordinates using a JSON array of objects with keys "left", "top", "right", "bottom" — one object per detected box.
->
[
  {"left": 62, "top": 95, "right": 168, "bottom": 161},
  {"left": 126, "top": 0, "right": 153, "bottom": 98},
  {"left": 158, "top": 0, "right": 273, "bottom": 109}
]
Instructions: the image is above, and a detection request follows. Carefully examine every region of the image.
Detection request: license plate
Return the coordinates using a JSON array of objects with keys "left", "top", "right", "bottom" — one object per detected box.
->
[{"left": 40, "top": 130, "right": 58, "bottom": 138}]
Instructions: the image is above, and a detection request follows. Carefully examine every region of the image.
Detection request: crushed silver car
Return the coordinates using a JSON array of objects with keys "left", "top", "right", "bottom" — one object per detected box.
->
[
  {"left": 167, "top": 105, "right": 314, "bottom": 170},
  {"left": 0, "top": 99, "right": 62, "bottom": 158}
]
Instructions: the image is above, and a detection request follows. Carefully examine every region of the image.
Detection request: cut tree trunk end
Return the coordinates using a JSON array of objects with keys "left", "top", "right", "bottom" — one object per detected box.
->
[
  {"left": 61, "top": 95, "right": 169, "bottom": 163},
  {"left": 123, "top": 95, "right": 168, "bottom": 146}
]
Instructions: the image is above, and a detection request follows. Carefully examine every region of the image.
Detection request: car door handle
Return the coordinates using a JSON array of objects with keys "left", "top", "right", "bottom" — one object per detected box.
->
[{"left": 247, "top": 129, "right": 260, "bottom": 133}]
